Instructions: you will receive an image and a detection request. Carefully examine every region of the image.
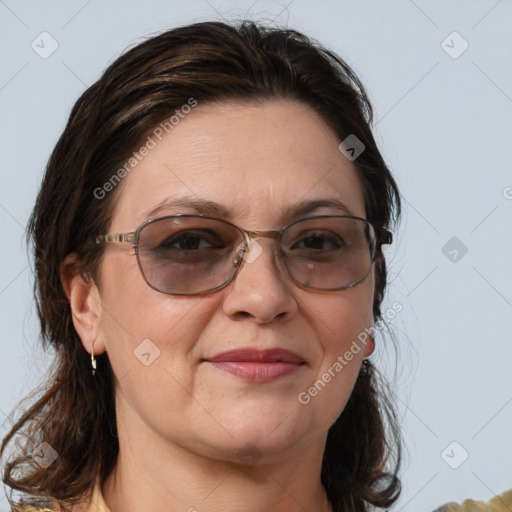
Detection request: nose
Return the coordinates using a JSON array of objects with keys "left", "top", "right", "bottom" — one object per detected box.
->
[{"left": 222, "top": 238, "right": 298, "bottom": 323}]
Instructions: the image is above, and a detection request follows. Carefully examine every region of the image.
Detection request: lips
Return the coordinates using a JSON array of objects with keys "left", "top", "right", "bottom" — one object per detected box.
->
[
  {"left": 205, "top": 348, "right": 306, "bottom": 382},
  {"left": 208, "top": 348, "right": 305, "bottom": 364}
]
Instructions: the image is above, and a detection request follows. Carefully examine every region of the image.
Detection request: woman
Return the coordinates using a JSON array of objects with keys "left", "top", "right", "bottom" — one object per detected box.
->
[{"left": 1, "top": 21, "right": 402, "bottom": 512}]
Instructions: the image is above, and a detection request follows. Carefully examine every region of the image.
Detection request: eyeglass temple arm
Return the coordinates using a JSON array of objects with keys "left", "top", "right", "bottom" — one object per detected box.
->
[{"left": 95, "top": 232, "right": 137, "bottom": 244}]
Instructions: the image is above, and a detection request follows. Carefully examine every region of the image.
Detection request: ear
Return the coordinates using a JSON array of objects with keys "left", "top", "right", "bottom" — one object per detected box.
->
[
  {"left": 362, "top": 335, "right": 375, "bottom": 358},
  {"left": 60, "top": 252, "right": 106, "bottom": 356}
]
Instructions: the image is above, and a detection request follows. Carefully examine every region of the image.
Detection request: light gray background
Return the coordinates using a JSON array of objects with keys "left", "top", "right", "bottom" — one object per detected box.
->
[{"left": 1, "top": 1, "right": 511, "bottom": 510}]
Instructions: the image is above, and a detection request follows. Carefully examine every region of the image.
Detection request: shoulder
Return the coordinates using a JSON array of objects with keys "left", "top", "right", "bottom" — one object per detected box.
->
[{"left": 433, "top": 489, "right": 512, "bottom": 512}]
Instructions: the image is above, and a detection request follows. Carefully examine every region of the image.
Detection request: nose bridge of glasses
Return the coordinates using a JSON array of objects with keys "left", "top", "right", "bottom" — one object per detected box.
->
[
  {"left": 243, "top": 229, "right": 281, "bottom": 241},
  {"left": 239, "top": 229, "right": 282, "bottom": 260},
  {"left": 234, "top": 229, "right": 284, "bottom": 271}
]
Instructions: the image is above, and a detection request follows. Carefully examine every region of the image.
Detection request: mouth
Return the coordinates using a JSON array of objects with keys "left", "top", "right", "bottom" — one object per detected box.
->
[{"left": 204, "top": 348, "right": 306, "bottom": 383}]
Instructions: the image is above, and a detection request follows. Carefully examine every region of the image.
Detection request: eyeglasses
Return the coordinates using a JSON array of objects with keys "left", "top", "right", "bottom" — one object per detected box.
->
[{"left": 95, "top": 214, "right": 392, "bottom": 295}]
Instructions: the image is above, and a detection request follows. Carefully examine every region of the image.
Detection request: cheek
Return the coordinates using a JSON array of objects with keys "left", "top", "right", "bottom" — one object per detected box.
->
[
  {"left": 312, "top": 273, "right": 375, "bottom": 353},
  {"left": 299, "top": 276, "right": 374, "bottom": 422},
  {"left": 97, "top": 257, "right": 226, "bottom": 439},
  {"left": 314, "top": 294, "right": 372, "bottom": 379},
  {"left": 97, "top": 253, "right": 219, "bottom": 383}
]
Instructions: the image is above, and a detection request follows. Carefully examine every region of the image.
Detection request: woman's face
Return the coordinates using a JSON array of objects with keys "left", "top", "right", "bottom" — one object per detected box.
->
[{"left": 91, "top": 100, "right": 375, "bottom": 463}]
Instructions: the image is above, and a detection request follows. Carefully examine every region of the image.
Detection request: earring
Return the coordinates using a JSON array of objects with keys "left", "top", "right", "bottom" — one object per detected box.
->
[{"left": 91, "top": 343, "right": 97, "bottom": 376}]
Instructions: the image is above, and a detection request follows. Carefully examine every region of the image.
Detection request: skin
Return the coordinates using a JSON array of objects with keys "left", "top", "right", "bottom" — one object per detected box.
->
[{"left": 62, "top": 99, "right": 375, "bottom": 512}]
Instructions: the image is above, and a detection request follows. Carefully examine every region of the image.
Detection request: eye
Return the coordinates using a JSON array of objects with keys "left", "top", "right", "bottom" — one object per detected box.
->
[
  {"left": 290, "top": 231, "right": 344, "bottom": 251},
  {"left": 159, "top": 230, "right": 225, "bottom": 251}
]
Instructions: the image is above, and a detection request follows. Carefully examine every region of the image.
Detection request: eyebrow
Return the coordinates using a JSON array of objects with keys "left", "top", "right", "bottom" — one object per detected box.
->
[
  {"left": 282, "top": 198, "right": 354, "bottom": 218},
  {"left": 143, "top": 196, "right": 355, "bottom": 222},
  {"left": 144, "top": 196, "right": 230, "bottom": 220}
]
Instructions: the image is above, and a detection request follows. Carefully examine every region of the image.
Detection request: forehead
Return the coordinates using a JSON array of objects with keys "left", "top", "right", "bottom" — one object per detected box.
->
[{"left": 111, "top": 99, "right": 366, "bottom": 230}]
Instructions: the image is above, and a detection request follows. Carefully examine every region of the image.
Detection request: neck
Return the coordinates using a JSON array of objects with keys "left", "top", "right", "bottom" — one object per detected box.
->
[{"left": 102, "top": 408, "right": 332, "bottom": 512}]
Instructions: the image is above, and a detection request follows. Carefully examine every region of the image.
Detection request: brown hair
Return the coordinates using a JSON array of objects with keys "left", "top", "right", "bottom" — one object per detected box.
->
[{"left": 1, "top": 20, "right": 402, "bottom": 512}]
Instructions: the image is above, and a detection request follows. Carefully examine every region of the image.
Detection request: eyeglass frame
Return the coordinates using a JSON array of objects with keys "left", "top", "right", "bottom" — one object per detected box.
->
[{"left": 95, "top": 213, "right": 393, "bottom": 295}]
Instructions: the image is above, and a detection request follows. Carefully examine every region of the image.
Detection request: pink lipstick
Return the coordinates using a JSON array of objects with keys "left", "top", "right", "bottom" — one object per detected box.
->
[{"left": 206, "top": 348, "right": 305, "bottom": 382}]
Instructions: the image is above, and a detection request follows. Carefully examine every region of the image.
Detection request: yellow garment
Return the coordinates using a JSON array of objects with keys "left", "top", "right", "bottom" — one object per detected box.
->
[{"left": 437, "top": 489, "right": 512, "bottom": 511}]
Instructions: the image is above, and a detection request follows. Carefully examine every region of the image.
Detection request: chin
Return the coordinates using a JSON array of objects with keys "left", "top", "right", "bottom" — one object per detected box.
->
[
  {"left": 200, "top": 407, "right": 316, "bottom": 461},
  {"left": 213, "top": 434, "right": 304, "bottom": 466}
]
